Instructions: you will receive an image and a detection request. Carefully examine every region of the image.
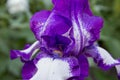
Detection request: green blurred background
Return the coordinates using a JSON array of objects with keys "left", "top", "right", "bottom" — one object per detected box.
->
[{"left": 0, "top": 0, "right": 120, "bottom": 80}]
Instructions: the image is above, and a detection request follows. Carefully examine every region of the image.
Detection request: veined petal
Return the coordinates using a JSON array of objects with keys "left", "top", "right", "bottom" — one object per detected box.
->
[
  {"left": 22, "top": 53, "right": 48, "bottom": 80},
  {"left": 41, "top": 12, "right": 72, "bottom": 36},
  {"left": 53, "top": 0, "right": 93, "bottom": 18},
  {"left": 65, "top": 56, "right": 80, "bottom": 77},
  {"left": 85, "top": 45, "right": 120, "bottom": 70},
  {"left": 52, "top": 0, "right": 103, "bottom": 55},
  {"left": 78, "top": 14, "right": 103, "bottom": 46},
  {"left": 30, "top": 0, "right": 103, "bottom": 55},
  {"left": 23, "top": 53, "right": 81, "bottom": 80},
  {"left": 84, "top": 45, "right": 120, "bottom": 79},
  {"left": 30, "top": 10, "right": 73, "bottom": 52},
  {"left": 31, "top": 58, "right": 72, "bottom": 80},
  {"left": 10, "top": 41, "right": 40, "bottom": 61},
  {"left": 30, "top": 9, "right": 72, "bottom": 39},
  {"left": 30, "top": 10, "right": 51, "bottom": 40},
  {"left": 67, "top": 55, "right": 89, "bottom": 80}
]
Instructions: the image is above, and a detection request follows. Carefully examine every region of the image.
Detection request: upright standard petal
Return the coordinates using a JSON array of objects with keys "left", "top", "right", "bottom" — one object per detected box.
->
[
  {"left": 30, "top": 0, "right": 103, "bottom": 56},
  {"left": 51, "top": 0, "right": 104, "bottom": 55},
  {"left": 30, "top": 10, "right": 51, "bottom": 40},
  {"left": 78, "top": 14, "right": 103, "bottom": 46},
  {"left": 52, "top": 0, "right": 93, "bottom": 18},
  {"left": 30, "top": 10, "right": 73, "bottom": 53},
  {"left": 39, "top": 11, "right": 72, "bottom": 48},
  {"left": 84, "top": 45, "right": 120, "bottom": 79},
  {"left": 30, "top": 9, "right": 72, "bottom": 39}
]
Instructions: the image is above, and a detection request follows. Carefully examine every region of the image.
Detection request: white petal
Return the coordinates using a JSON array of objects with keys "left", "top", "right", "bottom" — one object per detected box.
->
[
  {"left": 21, "top": 41, "right": 39, "bottom": 54},
  {"left": 30, "top": 58, "right": 72, "bottom": 80},
  {"left": 116, "top": 65, "right": 120, "bottom": 77},
  {"left": 97, "top": 47, "right": 119, "bottom": 65}
]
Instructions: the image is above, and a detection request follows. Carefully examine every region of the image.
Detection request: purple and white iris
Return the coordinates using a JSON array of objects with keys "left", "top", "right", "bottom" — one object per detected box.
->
[{"left": 10, "top": 0, "right": 120, "bottom": 80}]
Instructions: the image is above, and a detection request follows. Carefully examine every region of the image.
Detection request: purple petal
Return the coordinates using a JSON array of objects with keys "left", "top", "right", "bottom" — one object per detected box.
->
[
  {"left": 53, "top": 0, "right": 93, "bottom": 18},
  {"left": 78, "top": 55, "right": 89, "bottom": 79},
  {"left": 41, "top": 35, "right": 71, "bottom": 52},
  {"left": 30, "top": 10, "right": 73, "bottom": 53},
  {"left": 30, "top": 10, "right": 51, "bottom": 40},
  {"left": 10, "top": 41, "right": 40, "bottom": 61},
  {"left": 71, "top": 13, "right": 103, "bottom": 55},
  {"left": 65, "top": 55, "right": 89, "bottom": 80},
  {"left": 85, "top": 45, "right": 120, "bottom": 79},
  {"left": 22, "top": 53, "right": 49, "bottom": 80},
  {"left": 65, "top": 56, "right": 80, "bottom": 77},
  {"left": 30, "top": 10, "right": 72, "bottom": 40},
  {"left": 66, "top": 55, "right": 89, "bottom": 80},
  {"left": 79, "top": 14, "right": 103, "bottom": 45},
  {"left": 26, "top": 53, "right": 83, "bottom": 80},
  {"left": 52, "top": 0, "right": 103, "bottom": 55},
  {"left": 22, "top": 61, "right": 37, "bottom": 80},
  {"left": 30, "top": 0, "right": 103, "bottom": 56},
  {"left": 30, "top": 56, "right": 73, "bottom": 80}
]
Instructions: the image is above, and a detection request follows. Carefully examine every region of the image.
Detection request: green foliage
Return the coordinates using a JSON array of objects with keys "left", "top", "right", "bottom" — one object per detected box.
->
[{"left": 0, "top": 0, "right": 120, "bottom": 80}]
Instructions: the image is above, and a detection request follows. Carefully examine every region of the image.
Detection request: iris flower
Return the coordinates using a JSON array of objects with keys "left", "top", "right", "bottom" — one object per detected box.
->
[{"left": 10, "top": 0, "right": 120, "bottom": 80}]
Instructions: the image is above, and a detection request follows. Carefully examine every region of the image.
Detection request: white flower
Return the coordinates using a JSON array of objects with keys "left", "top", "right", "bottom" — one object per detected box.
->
[{"left": 7, "top": 0, "right": 29, "bottom": 14}]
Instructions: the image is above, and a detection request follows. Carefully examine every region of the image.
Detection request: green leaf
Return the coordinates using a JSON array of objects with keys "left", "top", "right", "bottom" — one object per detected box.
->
[
  {"left": 0, "top": 55, "right": 8, "bottom": 76},
  {"left": 113, "top": 0, "right": 120, "bottom": 17},
  {"left": 101, "top": 37, "right": 120, "bottom": 58},
  {"left": 8, "top": 59, "right": 23, "bottom": 77}
]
